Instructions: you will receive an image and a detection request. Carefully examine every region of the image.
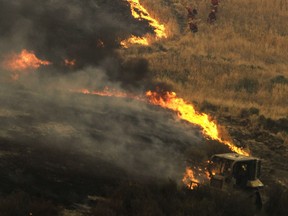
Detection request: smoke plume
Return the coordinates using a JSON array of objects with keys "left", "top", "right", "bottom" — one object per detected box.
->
[{"left": 0, "top": 0, "right": 208, "bottom": 186}]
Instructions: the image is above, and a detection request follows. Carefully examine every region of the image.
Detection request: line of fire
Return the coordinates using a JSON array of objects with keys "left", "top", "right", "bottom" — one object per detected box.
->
[
  {"left": 76, "top": 88, "right": 263, "bottom": 202},
  {"left": 121, "top": 0, "right": 167, "bottom": 47},
  {"left": 0, "top": 0, "right": 265, "bottom": 208}
]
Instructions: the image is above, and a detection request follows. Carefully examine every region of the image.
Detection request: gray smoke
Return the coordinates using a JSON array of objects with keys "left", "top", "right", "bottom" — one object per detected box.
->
[
  {"left": 0, "top": 0, "right": 152, "bottom": 89},
  {"left": 0, "top": 80, "right": 206, "bottom": 181},
  {"left": 0, "top": 0, "right": 207, "bottom": 184}
]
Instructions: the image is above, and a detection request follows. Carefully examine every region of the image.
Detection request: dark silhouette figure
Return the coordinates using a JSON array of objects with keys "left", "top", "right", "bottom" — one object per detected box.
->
[
  {"left": 207, "top": 9, "right": 217, "bottom": 24},
  {"left": 186, "top": 7, "right": 199, "bottom": 33},
  {"left": 189, "top": 21, "right": 198, "bottom": 33}
]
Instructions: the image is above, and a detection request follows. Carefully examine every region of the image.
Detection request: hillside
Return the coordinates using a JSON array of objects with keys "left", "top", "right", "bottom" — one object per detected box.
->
[
  {"left": 120, "top": 0, "right": 288, "bottom": 182},
  {"left": 0, "top": 0, "right": 287, "bottom": 215},
  {"left": 122, "top": 0, "right": 288, "bottom": 119}
]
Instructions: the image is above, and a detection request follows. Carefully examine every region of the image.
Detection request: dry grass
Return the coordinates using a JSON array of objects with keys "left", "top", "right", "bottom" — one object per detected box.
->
[{"left": 121, "top": 0, "right": 288, "bottom": 119}]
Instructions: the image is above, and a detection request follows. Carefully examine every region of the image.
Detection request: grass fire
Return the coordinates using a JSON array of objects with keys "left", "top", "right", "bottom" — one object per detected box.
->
[
  {"left": 121, "top": 0, "right": 167, "bottom": 47},
  {"left": 1, "top": 49, "right": 51, "bottom": 80},
  {"left": 0, "top": 0, "right": 287, "bottom": 215}
]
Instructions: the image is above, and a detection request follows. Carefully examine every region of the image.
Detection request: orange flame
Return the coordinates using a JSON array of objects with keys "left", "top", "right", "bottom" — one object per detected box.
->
[
  {"left": 77, "top": 88, "right": 250, "bottom": 189},
  {"left": 3, "top": 49, "right": 51, "bottom": 71},
  {"left": 183, "top": 164, "right": 211, "bottom": 189},
  {"left": 146, "top": 91, "right": 249, "bottom": 156},
  {"left": 121, "top": 36, "right": 149, "bottom": 48},
  {"left": 182, "top": 167, "right": 200, "bottom": 189},
  {"left": 64, "top": 59, "right": 76, "bottom": 67},
  {"left": 122, "top": 0, "right": 167, "bottom": 47},
  {"left": 77, "top": 88, "right": 249, "bottom": 156}
]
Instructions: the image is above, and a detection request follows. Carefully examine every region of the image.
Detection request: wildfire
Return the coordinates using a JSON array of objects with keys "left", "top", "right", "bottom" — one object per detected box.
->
[
  {"left": 77, "top": 88, "right": 249, "bottom": 156},
  {"left": 64, "top": 59, "right": 76, "bottom": 67},
  {"left": 77, "top": 88, "right": 250, "bottom": 189},
  {"left": 122, "top": 0, "right": 167, "bottom": 47},
  {"left": 146, "top": 91, "right": 249, "bottom": 156},
  {"left": 182, "top": 167, "right": 200, "bottom": 189},
  {"left": 121, "top": 36, "right": 149, "bottom": 48},
  {"left": 3, "top": 49, "right": 51, "bottom": 71},
  {"left": 76, "top": 88, "right": 248, "bottom": 156},
  {"left": 182, "top": 164, "right": 211, "bottom": 189}
]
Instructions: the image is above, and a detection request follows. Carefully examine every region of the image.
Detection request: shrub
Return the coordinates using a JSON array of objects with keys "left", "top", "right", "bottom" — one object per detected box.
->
[
  {"left": 270, "top": 75, "right": 288, "bottom": 85},
  {"left": 235, "top": 78, "right": 259, "bottom": 93}
]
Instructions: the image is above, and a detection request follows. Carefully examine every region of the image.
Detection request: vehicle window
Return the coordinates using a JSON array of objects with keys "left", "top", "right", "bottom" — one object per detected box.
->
[
  {"left": 233, "top": 162, "right": 248, "bottom": 177},
  {"left": 209, "top": 158, "right": 222, "bottom": 175},
  {"left": 221, "top": 160, "right": 232, "bottom": 175}
]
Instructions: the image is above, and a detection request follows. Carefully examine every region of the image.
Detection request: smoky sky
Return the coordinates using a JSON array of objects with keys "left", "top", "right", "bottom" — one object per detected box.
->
[
  {"left": 0, "top": 1, "right": 215, "bottom": 185},
  {"left": 0, "top": 0, "right": 153, "bottom": 89}
]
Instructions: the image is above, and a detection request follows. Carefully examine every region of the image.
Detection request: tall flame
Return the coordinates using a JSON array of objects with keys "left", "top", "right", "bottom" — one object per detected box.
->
[
  {"left": 121, "top": 36, "right": 149, "bottom": 48},
  {"left": 77, "top": 88, "right": 249, "bottom": 189},
  {"left": 122, "top": 0, "right": 167, "bottom": 47},
  {"left": 182, "top": 167, "right": 200, "bottom": 189},
  {"left": 146, "top": 91, "right": 249, "bottom": 156},
  {"left": 3, "top": 49, "right": 51, "bottom": 71},
  {"left": 76, "top": 88, "right": 249, "bottom": 156}
]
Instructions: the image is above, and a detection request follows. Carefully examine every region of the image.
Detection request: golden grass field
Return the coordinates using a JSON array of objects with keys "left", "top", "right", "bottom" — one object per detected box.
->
[{"left": 121, "top": 0, "right": 288, "bottom": 119}]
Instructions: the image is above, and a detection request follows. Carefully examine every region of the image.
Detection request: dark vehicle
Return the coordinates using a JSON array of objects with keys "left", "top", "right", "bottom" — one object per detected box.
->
[{"left": 208, "top": 153, "right": 264, "bottom": 207}]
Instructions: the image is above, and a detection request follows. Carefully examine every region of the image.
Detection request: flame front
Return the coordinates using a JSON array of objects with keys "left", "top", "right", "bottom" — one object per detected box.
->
[
  {"left": 77, "top": 88, "right": 250, "bottom": 189},
  {"left": 3, "top": 49, "right": 51, "bottom": 71},
  {"left": 122, "top": 0, "right": 167, "bottom": 47},
  {"left": 76, "top": 88, "right": 248, "bottom": 156},
  {"left": 146, "top": 91, "right": 249, "bottom": 156},
  {"left": 121, "top": 36, "right": 149, "bottom": 48},
  {"left": 182, "top": 167, "right": 200, "bottom": 189}
]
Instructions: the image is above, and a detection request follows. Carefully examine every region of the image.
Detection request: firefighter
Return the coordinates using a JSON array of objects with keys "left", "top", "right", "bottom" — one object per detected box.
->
[
  {"left": 207, "top": 9, "right": 217, "bottom": 24},
  {"left": 189, "top": 20, "right": 198, "bottom": 33},
  {"left": 186, "top": 6, "right": 198, "bottom": 33},
  {"left": 211, "top": 0, "right": 219, "bottom": 12}
]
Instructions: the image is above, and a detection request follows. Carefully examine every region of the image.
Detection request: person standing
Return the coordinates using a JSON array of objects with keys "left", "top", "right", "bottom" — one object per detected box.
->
[
  {"left": 207, "top": 9, "right": 217, "bottom": 24},
  {"left": 186, "top": 7, "right": 199, "bottom": 33}
]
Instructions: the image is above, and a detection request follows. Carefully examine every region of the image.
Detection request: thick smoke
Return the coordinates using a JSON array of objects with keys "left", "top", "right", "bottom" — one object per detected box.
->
[
  {"left": 0, "top": 0, "right": 208, "bottom": 189},
  {"left": 0, "top": 82, "right": 206, "bottom": 182},
  {"left": 0, "top": 0, "right": 152, "bottom": 88}
]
